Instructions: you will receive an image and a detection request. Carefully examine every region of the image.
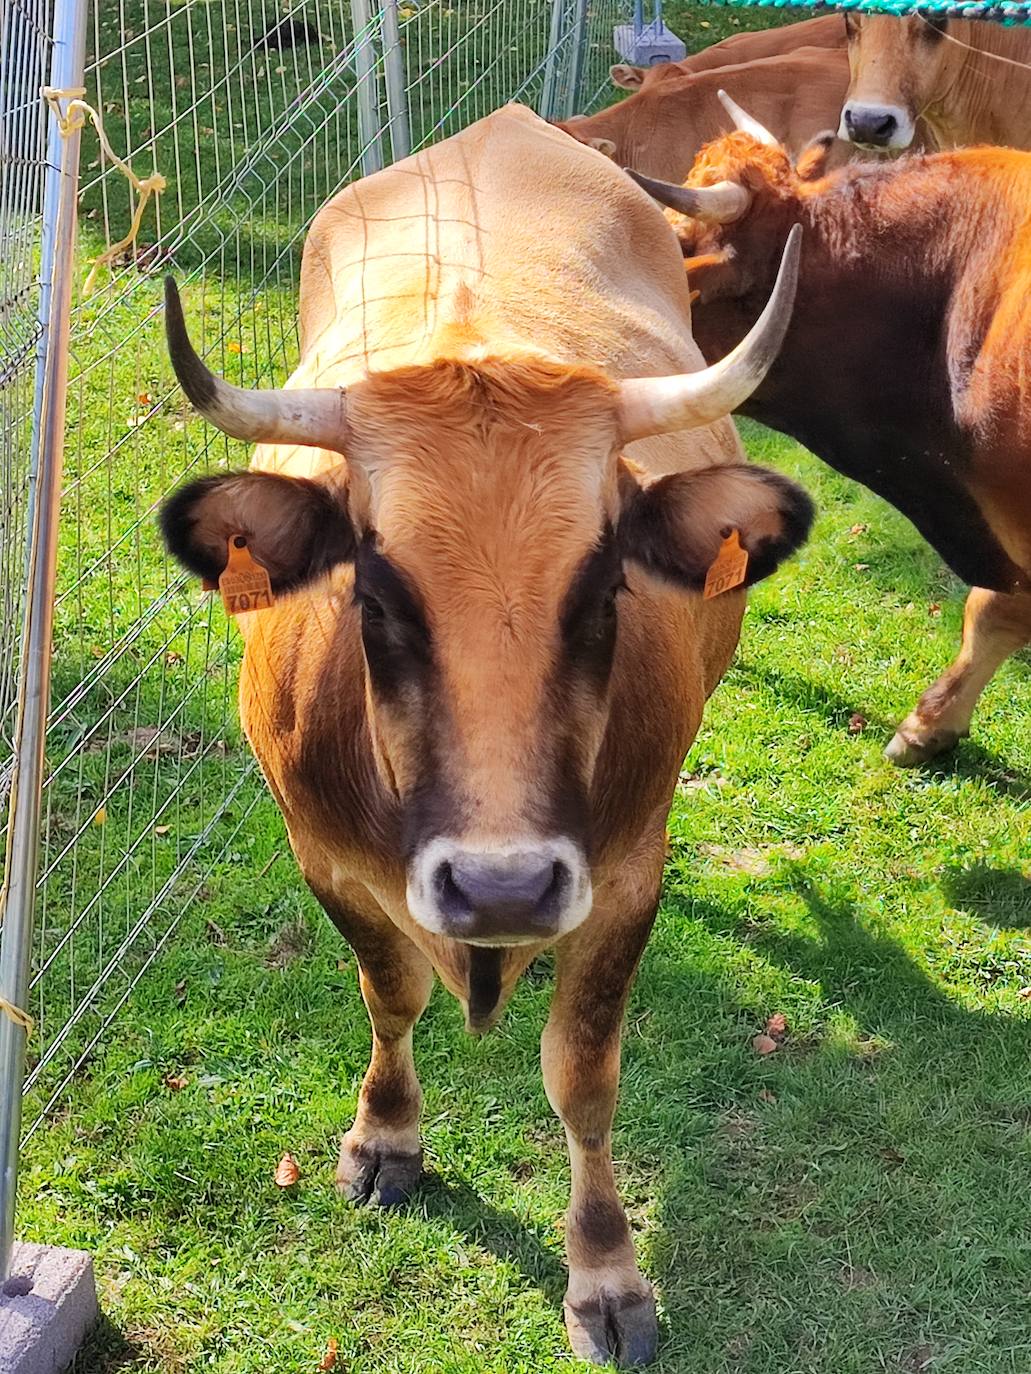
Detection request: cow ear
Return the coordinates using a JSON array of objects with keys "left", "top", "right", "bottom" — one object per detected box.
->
[
  {"left": 610, "top": 63, "right": 645, "bottom": 89},
  {"left": 795, "top": 131, "right": 837, "bottom": 182},
  {"left": 160, "top": 470, "right": 356, "bottom": 592},
  {"left": 619, "top": 462, "right": 813, "bottom": 589}
]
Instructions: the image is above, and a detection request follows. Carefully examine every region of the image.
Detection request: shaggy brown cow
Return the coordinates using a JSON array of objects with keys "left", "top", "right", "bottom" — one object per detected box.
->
[
  {"left": 610, "top": 12, "right": 844, "bottom": 90},
  {"left": 558, "top": 46, "right": 855, "bottom": 181},
  {"left": 158, "top": 105, "right": 811, "bottom": 1365},
  {"left": 629, "top": 119, "right": 1031, "bottom": 766},
  {"left": 841, "top": 14, "right": 1031, "bottom": 150}
]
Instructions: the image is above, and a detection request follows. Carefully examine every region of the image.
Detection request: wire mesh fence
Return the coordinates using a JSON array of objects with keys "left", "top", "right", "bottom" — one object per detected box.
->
[{"left": 0, "top": 0, "right": 632, "bottom": 1270}]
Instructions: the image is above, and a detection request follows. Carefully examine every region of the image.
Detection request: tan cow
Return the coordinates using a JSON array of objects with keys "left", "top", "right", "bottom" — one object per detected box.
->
[
  {"left": 158, "top": 105, "right": 811, "bottom": 1366},
  {"left": 558, "top": 46, "right": 855, "bottom": 181},
  {"left": 841, "top": 14, "right": 1031, "bottom": 150},
  {"left": 610, "top": 12, "right": 844, "bottom": 90}
]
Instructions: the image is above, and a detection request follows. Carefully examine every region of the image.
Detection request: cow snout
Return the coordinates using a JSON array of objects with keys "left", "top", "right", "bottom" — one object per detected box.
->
[
  {"left": 840, "top": 102, "right": 912, "bottom": 149},
  {"left": 407, "top": 839, "right": 593, "bottom": 944}
]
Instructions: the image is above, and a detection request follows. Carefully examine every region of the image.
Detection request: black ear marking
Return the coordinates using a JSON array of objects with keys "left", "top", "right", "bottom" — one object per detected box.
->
[
  {"left": 159, "top": 469, "right": 356, "bottom": 592},
  {"left": 619, "top": 464, "right": 814, "bottom": 592}
]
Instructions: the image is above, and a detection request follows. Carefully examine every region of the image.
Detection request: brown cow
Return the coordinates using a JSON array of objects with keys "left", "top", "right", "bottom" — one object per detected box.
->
[
  {"left": 841, "top": 14, "right": 1031, "bottom": 150},
  {"left": 610, "top": 12, "right": 844, "bottom": 90},
  {"left": 558, "top": 46, "right": 855, "bottom": 181},
  {"left": 629, "top": 119, "right": 1031, "bottom": 766},
  {"left": 158, "top": 105, "right": 811, "bottom": 1365}
]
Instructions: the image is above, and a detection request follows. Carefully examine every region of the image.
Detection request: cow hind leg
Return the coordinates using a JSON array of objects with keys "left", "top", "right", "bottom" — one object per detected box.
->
[
  {"left": 542, "top": 908, "right": 658, "bottom": 1368},
  {"left": 310, "top": 881, "right": 434, "bottom": 1208},
  {"left": 886, "top": 587, "right": 1031, "bottom": 766}
]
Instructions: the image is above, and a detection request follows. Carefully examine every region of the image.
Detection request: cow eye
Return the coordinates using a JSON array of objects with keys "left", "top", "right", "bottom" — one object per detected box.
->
[{"left": 359, "top": 593, "right": 386, "bottom": 624}]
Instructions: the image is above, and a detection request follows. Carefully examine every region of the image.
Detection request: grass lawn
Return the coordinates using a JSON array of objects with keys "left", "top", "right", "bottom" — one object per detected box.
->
[{"left": 10, "top": 2, "right": 1031, "bottom": 1371}]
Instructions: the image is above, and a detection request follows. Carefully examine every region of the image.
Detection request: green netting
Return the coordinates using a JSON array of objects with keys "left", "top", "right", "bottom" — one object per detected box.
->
[{"left": 711, "top": 0, "right": 1031, "bottom": 25}]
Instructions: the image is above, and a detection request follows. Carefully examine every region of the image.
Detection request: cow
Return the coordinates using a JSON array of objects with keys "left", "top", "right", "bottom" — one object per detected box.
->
[
  {"left": 841, "top": 13, "right": 1031, "bottom": 151},
  {"left": 157, "top": 105, "right": 811, "bottom": 1365},
  {"left": 557, "top": 47, "right": 856, "bottom": 182},
  {"left": 610, "top": 12, "right": 844, "bottom": 91},
  {"left": 628, "top": 115, "right": 1031, "bottom": 767}
]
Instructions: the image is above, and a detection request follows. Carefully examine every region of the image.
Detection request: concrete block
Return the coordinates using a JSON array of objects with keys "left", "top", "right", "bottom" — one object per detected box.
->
[
  {"left": 0, "top": 1244, "right": 98, "bottom": 1374},
  {"left": 614, "top": 21, "right": 688, "bottom": 65}
]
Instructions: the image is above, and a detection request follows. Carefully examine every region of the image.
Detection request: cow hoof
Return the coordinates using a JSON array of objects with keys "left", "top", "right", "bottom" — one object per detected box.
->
[
  {"left": 564, "top": 1290, "right": 658, "bottom": 1367},
  {"left": 336, "top": 1139, "right": 423, "bottom": 1208},
  {"left": 884, "top": 726, "right": 960, "bottom": 767}
]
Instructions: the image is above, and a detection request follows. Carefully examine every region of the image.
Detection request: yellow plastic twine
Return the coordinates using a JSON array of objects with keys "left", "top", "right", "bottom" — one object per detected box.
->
[
  {"left": 42, "top": 85, "right": 166, "bottom": 298},
  {"left": 0, "top": 996, "right": 34, "bottom": 1036}
]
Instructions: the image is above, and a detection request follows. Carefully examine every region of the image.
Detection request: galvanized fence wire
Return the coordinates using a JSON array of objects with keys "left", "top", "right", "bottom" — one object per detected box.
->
[{"left": 0, "top": 0, "right": 629, "bottom": 1175}]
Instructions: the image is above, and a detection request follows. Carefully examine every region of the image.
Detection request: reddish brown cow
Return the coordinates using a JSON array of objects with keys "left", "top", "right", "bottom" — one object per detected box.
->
[
  {"left": 558, "top": 47, "right": 855, "bottom": 181},
  {"left": 157, "top": 106, "right": 811, "bottom": 1365},
  {"left": 610, "top": 13, "right": 844, "bottom": 90},
  {"left": 629, "top": 122, "right": 1031, "bottom": 765}
]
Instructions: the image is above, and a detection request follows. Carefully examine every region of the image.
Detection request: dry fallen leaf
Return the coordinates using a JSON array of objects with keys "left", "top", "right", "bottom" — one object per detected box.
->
[
  {"left": 137, "top": 391, "right": 152, "bottom": 406},
  {"left": 928, "top": 603, "right": 942, "bottom": 617},
  {"left": 1018, "top": 986, "right": 1031, "bottom": 1000},
  {"left": 752, "top": 1033, "right": 778, "bottom": 1056},
  {"left": 154, "top": 824, "right": 171, "bottom": 836},
  {"left": 174, "top": 979, "right": 188, "bottom": 1008},
  {"left": 275, "top": 1152, "right": 301, "bottom": 1187},
  {"left": 164, "top": 1073, "right": 188, "bottom": 1092},
  {"left": 317, "top": 1338, "right": 339, "bottom": 1371},
  {"left": 849, "top": 523, "right": 869, "bottom": 537},
  {"left": 848, "top": 713, "right": 867, "bottom": 734},
  {"left": 226, "top": 340, "right": 245, "bottom": 354},
  {"left": 758, "top": 1088, "right": 778, "bottom": 1105},
  {"left": 336, "top": 959, "right": 349, "bottom": 971},
  {"left": 765, "top": 1013, "right": 788, "bottom": 1040},
  {"left": 92, "top": 806, "right": 107, "bottom": 827},
  {"left": 853, "top": 562, "right": 870, "bottom": 572}
]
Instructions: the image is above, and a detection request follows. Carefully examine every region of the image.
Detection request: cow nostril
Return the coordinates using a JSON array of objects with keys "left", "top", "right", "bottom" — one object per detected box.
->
[{"left": 436, "top": 853, "right": 566, "bottom": 926}]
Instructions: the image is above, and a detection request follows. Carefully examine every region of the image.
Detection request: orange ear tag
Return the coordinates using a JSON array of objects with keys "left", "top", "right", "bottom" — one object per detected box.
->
[
  {"left": 218, "top": 534, "right": 275, "bottom": 616},
  {"left": 703, "top": 528, "right": 749, "bottom": 600}
]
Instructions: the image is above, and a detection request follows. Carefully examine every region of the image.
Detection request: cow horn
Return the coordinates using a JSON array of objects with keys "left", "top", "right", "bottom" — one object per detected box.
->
[
  {"left": 615, "top": 223, "right": 801, "bottom": 442},
  {"left": 164, "top": 278, "right": 347, "bottom": 451},
  {"left": 717, "top": 89, "right": 778, "bottom": 146},
  {"left": 626, "top": 169, "right": 751, "bottom": 225}
]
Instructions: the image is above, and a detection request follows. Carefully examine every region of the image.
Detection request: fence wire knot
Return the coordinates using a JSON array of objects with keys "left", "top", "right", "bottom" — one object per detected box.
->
[
  {"left": 42, "top": 85, "right": 166, "bottom": 298},
  {"left": 0, "top": 995, "right": 34, "bottom": 1037}
]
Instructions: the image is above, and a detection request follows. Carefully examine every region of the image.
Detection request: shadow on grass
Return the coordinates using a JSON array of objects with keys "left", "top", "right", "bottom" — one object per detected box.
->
[
  {"left": 941, "top": 863, "right": 1031, "bottom": 928},
  {"left": 736, "top": 661, "right": 1031, "bottom": 801},
  {"left": 642, "top": 876, "right": 1031, "bottom": 1366},
  {"left": 417, "top": 1174, "right": 568, "bottom": 1307}
]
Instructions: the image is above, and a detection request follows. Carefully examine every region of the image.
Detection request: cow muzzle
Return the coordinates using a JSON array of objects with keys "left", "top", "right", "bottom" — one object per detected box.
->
[
  {"left": 406, "top": 838, "right": 592, "bottom": 945},
  {"left": 839, "top": 102, "right": 914, "bottom": 150}
]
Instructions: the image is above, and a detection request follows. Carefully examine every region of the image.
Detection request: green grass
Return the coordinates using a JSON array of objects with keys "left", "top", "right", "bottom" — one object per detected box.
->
[
  {"left": 17, "top": 426, "right": 1031, "bottom": 1374},
  {"left": 12, "top": 2, "right": 1031, "bottom": 1371}
]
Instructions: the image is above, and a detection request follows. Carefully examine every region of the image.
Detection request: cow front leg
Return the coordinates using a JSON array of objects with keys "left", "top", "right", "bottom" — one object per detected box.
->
[
  {"left": 310, "top": 882, "right": 434, "bottom": 1207},
  {"left": 886, "top": 586, "right": 1031, "bottom": 766},
  {"left": 542, "top": 910, "right": 658, "bottom": 1368}
]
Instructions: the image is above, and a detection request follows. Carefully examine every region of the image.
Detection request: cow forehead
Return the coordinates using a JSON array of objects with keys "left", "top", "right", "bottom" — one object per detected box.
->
[{"left": 344, "top": 358, "right": 622, "bottom": 608}]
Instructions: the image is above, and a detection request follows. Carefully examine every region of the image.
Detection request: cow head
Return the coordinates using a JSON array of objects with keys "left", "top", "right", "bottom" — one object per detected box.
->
[
  {"left": 159, "top": 262, "right": 811, "bottom": 947},
  {"left": 840, "top": 13, "right": 949, "bottom": 150},
  {"left": 626, "top": 101, "right": 833, "bottom": 308}
]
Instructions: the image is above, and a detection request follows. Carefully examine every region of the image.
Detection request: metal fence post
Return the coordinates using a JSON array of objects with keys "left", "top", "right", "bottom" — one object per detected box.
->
[
  {"left": 350, "top": 0, "right": 384, "bottom": 175},
  {"left": 562, "top": 0, "right": 590, "bottom": 119},
  {"left": 380, "top": 0, "right": 410, "bottom": 163},
  {"left": 0, "top": 0, "right": 88, "bottom": 1282},
  {"left": 539, "top": 0, "right": 568, "bottom": 120}
]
